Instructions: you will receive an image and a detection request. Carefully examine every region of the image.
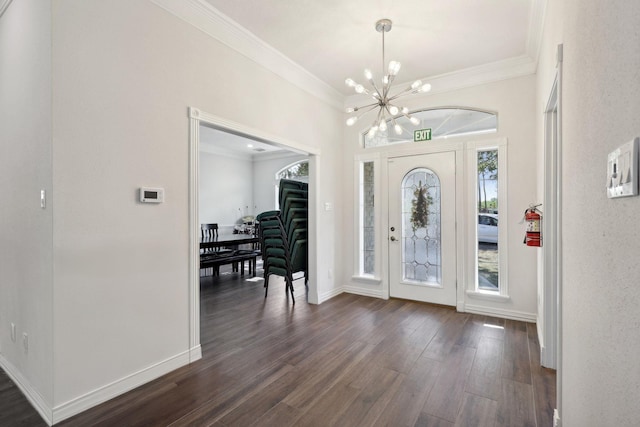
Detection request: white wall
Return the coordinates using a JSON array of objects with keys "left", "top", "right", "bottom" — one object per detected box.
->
[
  {"left": 199, "top": 151, "right": 253, "bottom": 229},
  {"left": 534, "top": 0, "right": 564, "bottom": 368},
  {"left": 50, "top": 0, "right": 342, "bottom": 415},
  {"left": 199, "top": 150, "right": 308, "bottom": 232},
  {"left": 545, "top": 0, "right": 640, "bottom": 424},
  {"left": 252, "top": 153, "right": 308, "bottom": 215},
  {"left": 341, "top": 75, "right": 538, "bottom": 320},
  {"left": 0, "top": 0, "right": 54, "bottom": 412}
]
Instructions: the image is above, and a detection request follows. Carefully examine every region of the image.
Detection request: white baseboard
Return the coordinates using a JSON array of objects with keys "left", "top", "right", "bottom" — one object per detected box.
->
[
  {"left": 537, "top": 321, "right": 544, "bottom": 346},
  {"left": 318, "top": 287, "right": 343, "bottom": 303},
  {"left": 343, "top": 285, "right": 387, "bottom": 299},
  {"left": 190, "top": 344, "right": 202, "bottom": 362},
  {"left": 464, "top": 304, "right": 537, "bottom": 322},
  {"left": 0, "top": 355, "right": 53, "bottom": 426},
  {"left": 52, "top": 349, "right": 192, "bottom": 424}
]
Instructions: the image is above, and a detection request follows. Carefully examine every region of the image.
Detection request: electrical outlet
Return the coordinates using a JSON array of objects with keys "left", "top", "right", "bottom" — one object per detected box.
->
[
  {"left": 553, "top": 409, "right": 560, "bottom": 427},
  {"left": 328, "top": 269, "right": 333, "bottom": 279},
  {"left": 11, "top": 323, "right": 16, "bottom": 342},
  {"left": 22, "top": 333, "right": 28, "bottom": 353}
]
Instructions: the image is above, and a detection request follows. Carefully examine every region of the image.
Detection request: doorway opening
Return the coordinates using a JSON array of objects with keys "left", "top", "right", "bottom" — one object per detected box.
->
[{"left": 188, "top": 107, "right": 319, "bottom": 361}]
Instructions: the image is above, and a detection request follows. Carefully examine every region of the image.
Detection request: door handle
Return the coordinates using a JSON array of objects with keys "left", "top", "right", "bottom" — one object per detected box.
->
[{"left": 390, "top": 236, "right": 397, "bottom": 241}]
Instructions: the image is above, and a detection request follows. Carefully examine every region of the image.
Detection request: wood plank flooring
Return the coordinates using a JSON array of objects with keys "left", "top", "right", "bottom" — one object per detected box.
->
[
  {"left": 2, "top": 266, "right": 556, "bottom": 426},
  {"left": 0, "top": 369, "right": 48, "bottom": 426}
]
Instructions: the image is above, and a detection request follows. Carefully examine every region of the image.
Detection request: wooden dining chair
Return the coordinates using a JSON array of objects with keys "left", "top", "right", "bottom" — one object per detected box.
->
[
  {"left": 201, "top": 223, "right": 219, "bottom": 239},
  {"left": 200, "top": 223, "right": 234, "bottom": 276}
]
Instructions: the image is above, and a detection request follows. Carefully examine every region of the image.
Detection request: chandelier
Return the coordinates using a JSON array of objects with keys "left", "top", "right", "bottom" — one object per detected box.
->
[{"left": 345, "top": 19, "right": 431, "bottom": 139}]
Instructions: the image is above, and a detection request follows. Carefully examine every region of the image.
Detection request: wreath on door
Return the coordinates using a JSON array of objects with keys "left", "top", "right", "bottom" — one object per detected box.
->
[{"left": 411, "top": 180, "right": 432, "bottom": 231}]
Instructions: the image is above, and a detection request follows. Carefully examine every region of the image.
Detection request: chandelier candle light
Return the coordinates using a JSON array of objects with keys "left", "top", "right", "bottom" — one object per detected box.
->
[{"left": 345, "top": 19, "right": 431, "bottom": 139}]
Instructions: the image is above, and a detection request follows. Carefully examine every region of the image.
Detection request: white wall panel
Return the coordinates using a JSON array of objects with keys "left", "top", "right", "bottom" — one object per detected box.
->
[
  {"left": 199, "top": 152, "right": 253, "bottom": 228},
  {"left": 559, "top": 0, "right": 640, "bottom": 424},
  {"left": 0, "top": 0, "right": 54, "bottom": 413},
  {"left": 51, "top": 0, "right": 342, "bottom": 409}
]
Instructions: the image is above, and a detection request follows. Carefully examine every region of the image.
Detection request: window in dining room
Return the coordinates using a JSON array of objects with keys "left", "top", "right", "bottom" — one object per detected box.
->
[
  {"left": 277, "top": 160, "right": 309, "bottom": 182},
  {"left": 275, "top": 160, "right": 309, "bottom": 209}
]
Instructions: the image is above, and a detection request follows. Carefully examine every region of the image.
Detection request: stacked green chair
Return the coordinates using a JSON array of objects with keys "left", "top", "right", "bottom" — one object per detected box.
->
[{"left": 256, "top": 179, "right": 308, "bottom": 303}]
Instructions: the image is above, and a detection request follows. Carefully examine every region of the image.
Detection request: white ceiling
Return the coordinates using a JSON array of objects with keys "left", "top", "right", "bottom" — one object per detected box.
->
[
  {"left": 199, "top": 125, "right": 289, "bottom": 158},
  {"left": 203, "top": 0, "right": 540, "bottom": 97},
  {"left": 164, "top": 0, "right": 543, "bottom": 155}
]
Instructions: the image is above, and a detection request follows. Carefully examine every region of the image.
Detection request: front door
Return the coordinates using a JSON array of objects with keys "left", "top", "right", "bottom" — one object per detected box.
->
[{"left": 388, "top": 152, "right": 457, "bottom": 306}]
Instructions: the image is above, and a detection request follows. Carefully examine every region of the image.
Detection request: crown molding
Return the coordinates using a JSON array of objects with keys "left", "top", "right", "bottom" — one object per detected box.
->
[
  {"left": 526, "top": 0, "right": 548, "bottom": 64},
  {"left": 0, "top": 0, "right": 13, "bottom": 19},
  {"left": 345, "top": 54, "right": 538, "bottom": 108},
  {"left": 153, "top": 0, "right": 542, "bottom": 114},
  {"left": 150, "top": 0, "right": 343, "bottom": 109},
  {"left": 427, "top": 55, "right": 538, "bottom": 95}
]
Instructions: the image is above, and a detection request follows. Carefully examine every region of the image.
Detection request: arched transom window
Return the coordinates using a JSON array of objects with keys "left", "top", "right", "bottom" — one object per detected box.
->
[{"left": 363, "top": 107, "right": 497, "bottom": 148}]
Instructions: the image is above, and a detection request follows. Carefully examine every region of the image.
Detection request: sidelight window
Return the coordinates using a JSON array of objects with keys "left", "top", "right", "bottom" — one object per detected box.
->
[{"left": 477, "top": 149, "right": 499, "bottom": 291}]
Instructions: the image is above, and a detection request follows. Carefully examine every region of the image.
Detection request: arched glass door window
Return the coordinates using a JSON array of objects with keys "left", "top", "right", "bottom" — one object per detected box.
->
[
  {"left": 402, "top": 168, "right": 441, "bottom": 285},
  {"left": 364, "top": 108, "right": 497, "bottom": 148}
]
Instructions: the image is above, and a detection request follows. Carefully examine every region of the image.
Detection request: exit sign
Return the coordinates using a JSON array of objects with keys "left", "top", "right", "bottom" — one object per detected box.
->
[{"left": 414, "top": 128, "right": 432, "bottom": 142}]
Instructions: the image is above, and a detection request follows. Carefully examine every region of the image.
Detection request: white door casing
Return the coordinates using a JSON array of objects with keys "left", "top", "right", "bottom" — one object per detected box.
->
[{"left": 388, "top": 152, "right": 457, "bottom": 306}]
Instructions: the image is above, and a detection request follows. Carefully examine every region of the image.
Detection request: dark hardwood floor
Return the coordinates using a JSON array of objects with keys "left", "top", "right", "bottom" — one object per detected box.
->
[
  {"left": 0, "top": 369, "right": 48, "bottom": 426},
  {"left": 2, "top": 265, "right": 556, "bottom": 426}
]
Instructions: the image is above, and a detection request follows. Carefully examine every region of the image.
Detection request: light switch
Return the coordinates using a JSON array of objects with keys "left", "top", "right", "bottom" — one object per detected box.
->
[
  {"left": 324, "top": 202, "right": 333, "bottom": 211},
  {"left": 607, "top": 137, "right": 638, "bottom": 198},
  {"left": 40, "top": 190, "right": 46, "bottom": 208}
]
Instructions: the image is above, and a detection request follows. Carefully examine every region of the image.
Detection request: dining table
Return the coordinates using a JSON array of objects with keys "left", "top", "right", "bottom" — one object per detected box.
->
[
  {"left": 199, "top": 233, "right": 259, "bottom": 250},
  {"left": 200, "top": 234, "right": 260, "bottom": 277}
]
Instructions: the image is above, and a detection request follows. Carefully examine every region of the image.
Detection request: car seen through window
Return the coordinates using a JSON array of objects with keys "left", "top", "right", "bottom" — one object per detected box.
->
[{"left": 478, "top": 213, "right": 498, "bottom": 244}]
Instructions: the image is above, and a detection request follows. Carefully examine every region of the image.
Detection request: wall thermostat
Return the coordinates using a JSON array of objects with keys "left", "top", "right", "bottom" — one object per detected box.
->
[{"left": 140, "top": 187, "right": 164, "bottom": 203}]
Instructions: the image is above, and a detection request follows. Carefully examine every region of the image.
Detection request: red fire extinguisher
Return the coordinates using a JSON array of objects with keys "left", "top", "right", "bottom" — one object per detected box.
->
[{"left": 524, "top": 205, "right": 542, "bottom": 247}]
